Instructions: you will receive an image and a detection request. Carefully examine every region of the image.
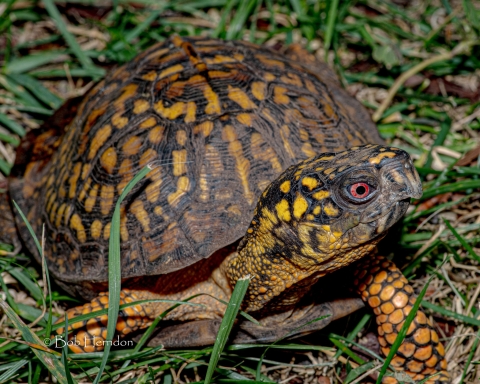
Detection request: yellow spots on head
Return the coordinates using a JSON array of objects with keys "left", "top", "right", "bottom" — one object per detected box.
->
[
  {"left": 369, "top": 152, "right": 397, "bottom": 164},
  {"left": 228, "top": 85, "right": 257, "bottom": 109},
  {"left": 193, "top": 121, "right": 214, "bottom": 136},
  {"left": 324, "top": 168, "right": 335, "bottom": 175},
  {"left": 139, "top": 148, "right": 158, "bottom": 168},
  {"left": 68, "top": 162, "right": 82, "bottom": 199},
  {"left": 85, "top": 184, "right": 99, "bottom": 213},
  {"left": 301, "top": 177, "right": 319, "bottom": 191},
  {"left": 70, "top": 213, "right": 86, "bottom": 243},
  {"left": 167, "top": 176, "right": 190, "bottom": 205},
  {"left": 280, "top": 180, "right": 290, "bottom": 193},
  {"left": 261, "top": 207, "right": 278, "bottom": 227},
  {"left": 100, "top": 147, "right": 117, "bottom": 174},
  {"left": 236, "top": 113, "right": 252, "bottom": 126},
  {"left": 133, "top": 99, "right": 149, "bottom": 114},
  {"left": 131, "top": 200, "right": 150, "bottom": 232},
  {"left": 276, "top": 199, "right": 291, "bottom": 222},
  {"left": 251, "top": 81, "right": 266, "bottom": 101},
  {"left": 91, "top": 219, "right": 103, "bottom": 240},
  {"left": 293, "top": 195, "right": 309, "bottom": 219},
  {"left": 172, "top": 149, "right": 187, "bottom": 176},
  {"left": 312, "top": 190, "right": 329, "bottom": 200},
  {"left": 100, "top": 185, "right": 115, "bottom": 215},
  {"left": 148, "top": 126, "right": 165, "bottom": 144},
  {"left": 123, "top": 136, "right": 143, "bottom": 156},
  {"left": 142, "top": 71, "right": 157, "bottom": 81},
  {"left": 158, "top": 64, "right": 184, "bottom": 80},
  {"left": 324, "top": 202, "right": 339, "bottom": 217},
  {"left": 140, "top": 117, "right": 157, "bottom": 129},
  {"left": 273, "top": 86, "right": 289, "bottom": 104},
  {"left": 256, "top": 55, "right": 285, "bottom": 69},
  {"left": 313, "top": 206, "right": 321, "bottom": 215},
  {"left": 88, "top": 124, "right": 112, "bottom": 160}
]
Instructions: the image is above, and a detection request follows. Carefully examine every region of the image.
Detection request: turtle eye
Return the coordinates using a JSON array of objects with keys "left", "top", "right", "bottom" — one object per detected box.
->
[{"left": 348, "top": 182, "right": 373, "bottom": 200}]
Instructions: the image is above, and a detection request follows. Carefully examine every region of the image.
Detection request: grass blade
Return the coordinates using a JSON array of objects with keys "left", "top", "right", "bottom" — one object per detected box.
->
[
  {"left": 93, "top": 165, "right": 151, "bottom": 384},
  {"left": 0, "top": 300, "right": 75, "bottom": 384},
  {"left": 204, "top": 276, "right": 250, "bottom": 384},
  {"left": 443, "top": 219, "right": 480, "bottom": 262}
]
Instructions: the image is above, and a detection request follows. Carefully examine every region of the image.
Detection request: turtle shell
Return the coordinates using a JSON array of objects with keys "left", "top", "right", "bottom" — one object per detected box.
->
[{"left": 9, "top": 36, "right": 382, "bottom": 290}]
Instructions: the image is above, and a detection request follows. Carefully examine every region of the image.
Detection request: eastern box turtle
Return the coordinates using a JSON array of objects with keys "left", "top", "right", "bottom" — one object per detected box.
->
[{"left": 5, "top": 36, "right": 449, "bottom": 383}]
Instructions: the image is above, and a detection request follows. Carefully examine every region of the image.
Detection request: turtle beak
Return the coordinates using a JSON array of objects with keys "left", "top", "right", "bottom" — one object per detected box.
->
[{"left": 382, "top": 161, "right": 423, "bottom": 201}]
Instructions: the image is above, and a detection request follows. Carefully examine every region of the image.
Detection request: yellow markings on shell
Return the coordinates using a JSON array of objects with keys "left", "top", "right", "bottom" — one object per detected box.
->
[
  {"left": 251, "top": 81, "right": 266, "bottom": 100},
  {"left": 193, "top": 121, "right": 214, "bottom": 136},
  {"left": 256, "top": 55, "right": 285, "bottom": 69},
  {"left": 228, "top": 85, "right": 257, "bottom": 109},
  {"left": 100, "top": 147, "right": 117, "bottom": 174},
  {"left": 55, "top": 203, "right": 67, "bottom": 228},
  {"left": 142, "top": 71, "right": 157, "bottom": 81},
  {"left": 279, "top": 125, "right": 296, "bottom": 159},
  {"left": 49, "top": 202, "right": 58, "bottom": 226},
  {"left": 301, "top": 143, "right": 316, "bottom": 158},
  {"left": 184, "top": 101, "right": 197, "bottom": 123},
  {"left": 91, "top": 219, "right": 103, "bottom": 240},
  {"left": 68, "top": 162, "right": 82, "bottom": 199},
  {"left": 167, "top": 176, "right": 190, "bottom": 205},
  {"left": 140, "top": 117, "right": 157, "bottom": 128},
  {"left": 312, "top": 190, "right": 329, "bottom": 200},
  {"left": 172, "top": 149, "right": 187, "bottom": 176},
  {"left": 131, "top": 200, "right": 150, "bottom": 232},
  {"left": 299, "top": 128, "right": 309, "bottom": 141},
  {"left": 222, "top": 125, "right": 253, "bottom": 204},
  {"left": 85, "top": 184, "right": 99, "bottom": 213},
  {"left": 280, "top": 180, "right": 290, "bottom": 193},
  {"left": 154, "top": 100, "right": 185, "bottom": 120},
  {"left": 120, "top": 207, "right": 129, "bottom": 242},
  {"left": 176, "top": 130, "right": 187, "bottom": 146},
  {"left": 70, "top": 213, "right": 86, "bottom": 243},
  {"left": 88, "top": 124, "right": 112, "bottom": 160},
  {"left": 158, "top": 64, "right": 184, "bottom": 80},
  {"left": 139, "top": 148, "right": 158, "bottom": 168},
  {"left": 123, "top": 136, "right": 143, "bottom": 156},
  {"left": 293, "top": 195, "right": 309, "bottom": 219},
  {"left": 103, "top": 222, "right": 111, "bottom": 240},
  {"left": 100, "top": 185, "right": 115, "bottom": 215},
  {"left": 81, "top": 163, "right": 90, "bottom": 180},
  {"left": 301, "top": 177, "right": 318, "bottom": 191},
  {"left": 203, "top": 80, "right": 221, "bottom": 114},
  {"left": 273, "top": 86, "right": 289, "bottom": 104},
  {"left": 313, "top": 206, "right": 321, "bottom": 215},
  {"left": 236, "top": 113, "right": 252, "bottom": 126},
  {"left": 369, "top": 152, "right": 397, "bottom": 164},
  {"left": 324, "top": 202, "right": 339, "bottom": 217},
  {"left": 250, "top": 132, "right": 282, "bottom": 173},
  {"left": 205, "top": 55, "right": 236, "bottom": 64},
  {"left": 280, "top": 73, "right": 302, "bottom": 87},
  {"left": 276, "top": 199, "right": 291, "bottom": 222},
  {"left": 64, "top": 205, "right": 73, "bottom": 226},
  {"left": 148, "top": 126, "right": 165, "bottom": 144},
  {"left": 112, "top": 112, "right": 128, "bottom": 129},
  {"left": 145, "top": 177, "right": 163, "bottom": 203},
  {"left": 133, "top": 99, "right": 149, "bottom": 114},
  {"left": 154, "top": 206, "right": 163, "bottom": 216}
]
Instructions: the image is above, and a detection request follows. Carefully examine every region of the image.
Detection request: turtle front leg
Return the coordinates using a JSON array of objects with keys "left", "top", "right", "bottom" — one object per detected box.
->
[
  {"left": 354, "top": 255, "right": 449, "bottom": 383},
  {"left": 55, "top": 290, "right": 154, "bottom": 353}
]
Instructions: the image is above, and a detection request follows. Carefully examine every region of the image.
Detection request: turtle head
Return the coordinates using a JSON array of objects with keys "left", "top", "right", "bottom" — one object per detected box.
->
[{"left": 227, "top": 145, "right": 422, "bottom": 312}]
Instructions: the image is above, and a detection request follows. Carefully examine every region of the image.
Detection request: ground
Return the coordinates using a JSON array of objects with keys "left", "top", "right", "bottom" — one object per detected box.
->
[{"left": 0, "top": 0, "right": 479, "bottom": 383}]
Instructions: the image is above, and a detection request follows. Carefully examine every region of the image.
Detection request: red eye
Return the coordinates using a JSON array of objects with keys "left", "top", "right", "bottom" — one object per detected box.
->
[{"left": 350, "top": 183, "right": 370, "bottom": 199}]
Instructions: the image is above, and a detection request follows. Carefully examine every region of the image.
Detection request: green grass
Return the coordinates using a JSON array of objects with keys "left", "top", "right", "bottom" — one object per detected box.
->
[{"left": 0, "top": 0, "right": 480, "bottom": 383}]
